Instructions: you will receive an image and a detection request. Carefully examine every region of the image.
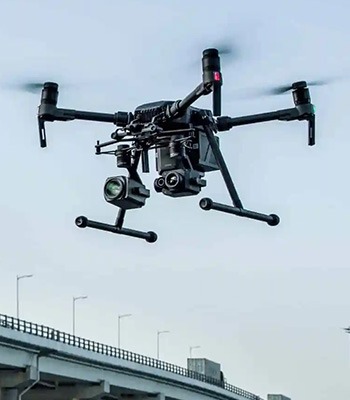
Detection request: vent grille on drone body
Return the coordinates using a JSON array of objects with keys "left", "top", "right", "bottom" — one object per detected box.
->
[{"left": 134, "top": 101, "right": 175, "bottom": 123}]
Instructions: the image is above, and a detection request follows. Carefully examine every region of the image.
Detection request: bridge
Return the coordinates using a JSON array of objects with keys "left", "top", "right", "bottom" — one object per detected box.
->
[{"left": 0, "top": 314, "right": 264, "bottom": 400}]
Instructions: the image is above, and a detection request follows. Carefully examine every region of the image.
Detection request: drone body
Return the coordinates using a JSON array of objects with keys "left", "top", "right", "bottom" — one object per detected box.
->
[{"left": 36, "top": 48, "right": 316, "bottom": 243}]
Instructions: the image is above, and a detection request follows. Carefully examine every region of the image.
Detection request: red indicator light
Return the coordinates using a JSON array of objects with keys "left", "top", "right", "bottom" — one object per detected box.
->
[{"left": 213, "top": 71, "right": 221, "bottom": 81}]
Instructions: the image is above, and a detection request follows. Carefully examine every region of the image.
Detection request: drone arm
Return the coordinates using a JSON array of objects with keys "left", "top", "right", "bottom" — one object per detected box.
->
[
  {"left": 60, "top": 108, "right": 118, "bottom": 123},
  {"left": 38, "top": 104, "right": 132, "bottom": 148},
  {"left": 216, "top": 107, "right": 299, "bottom": 130},
  {"left": 165, "top": 82, "right": 211, "bottom": 120},
  {"left": 217, "top": 104, "right": 315, "bottom": 146},
  {"left": 39, "top": 104, "right": 130, "bottom": 124}
]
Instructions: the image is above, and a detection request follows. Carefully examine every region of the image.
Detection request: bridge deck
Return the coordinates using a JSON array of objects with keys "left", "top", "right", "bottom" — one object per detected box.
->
[{"left": 0, "top": 314, "right": 261, "bottom": 400}]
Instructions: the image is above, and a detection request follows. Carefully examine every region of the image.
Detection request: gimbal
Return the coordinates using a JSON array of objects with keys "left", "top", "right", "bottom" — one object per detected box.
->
[{"left": 36, "top": 48, "right": 316, "bottom": 243}]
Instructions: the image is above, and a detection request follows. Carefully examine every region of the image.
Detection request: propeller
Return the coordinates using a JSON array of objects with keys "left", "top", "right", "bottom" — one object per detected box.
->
[
  {"left": 264, "top": 79, "right": 333, "bottom": 96},
  {"left": 1, "top": 80, "right": 70, "bottom": 94},
  {"left": 256, "top": 75, "right": 347, "bottom": 97},
  {"left": 15, "top": 82, "right": 44, "bottom": 93},
  {"left": 211, "top": 41, "right": 239, "bottom": 61},
  {"left": 229, "top": 75, "right": 345, "bottom": 101},
  {"left": 186, "top": 40, "right": 241, "bottom": 72},
  {"left": 20, "top": 81, "right": 60, "bottom": 94},
  {"left": 1, "top": 75, "right": 122, "bottom": 94}
]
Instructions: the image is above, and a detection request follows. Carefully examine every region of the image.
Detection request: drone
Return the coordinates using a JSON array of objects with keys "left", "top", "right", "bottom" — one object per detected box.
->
[{"left": 34, "top": 48, "right": 317, "bottom": 243}]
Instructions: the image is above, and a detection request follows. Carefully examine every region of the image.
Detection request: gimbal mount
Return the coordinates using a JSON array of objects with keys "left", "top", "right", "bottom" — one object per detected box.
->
[{"left": 36, "top": 48, "right": 316, "bottom": 243}]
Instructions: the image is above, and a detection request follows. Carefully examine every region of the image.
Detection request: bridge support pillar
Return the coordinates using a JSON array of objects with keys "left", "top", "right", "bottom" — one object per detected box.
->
[
  {"left": 0, "top": 388, "right": 18, "bottom": 400},
  {"left": 0, "top": 366, "right": 38, "bottom": 391},
  {"left": 77, "top": 380, "right": 112, "bottom": 400},
  {"left": 0, "top": 366, "right": 39, "bottom": 400}
]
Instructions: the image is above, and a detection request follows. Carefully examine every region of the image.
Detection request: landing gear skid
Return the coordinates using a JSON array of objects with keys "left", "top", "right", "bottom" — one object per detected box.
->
[{"left": 75, "top": 209, "right": 157, "bottom": 243}]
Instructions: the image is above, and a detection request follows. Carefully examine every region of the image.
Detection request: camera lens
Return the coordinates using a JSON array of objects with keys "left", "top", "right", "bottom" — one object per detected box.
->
[
  {"left": 165, "top": 172, "right": 182, "bottom": 188},
  {"left": 154, "top": 177, "right": 165, "bottom": 193},
  {"left": 105, "top": 177, "right": 126, "bottom": 199}
]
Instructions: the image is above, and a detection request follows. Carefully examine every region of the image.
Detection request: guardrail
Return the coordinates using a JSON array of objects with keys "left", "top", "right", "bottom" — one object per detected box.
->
[{"left": 0, "top": 314, "right": 261, "bottom": 400}]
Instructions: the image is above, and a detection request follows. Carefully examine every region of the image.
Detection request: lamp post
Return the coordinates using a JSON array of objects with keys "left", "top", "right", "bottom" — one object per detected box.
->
[
  {"left": 72, "top": 295, "right": 87, "bottom": 336},
  {"left": 16, "top": 274, "right": 34, "bottom": 319},
  {"left": 118, "top": 313, "right": 132, "bottom": 348},
  {"left": 189, "top": 345, "right": 201, "bottom": 358},
  {"left": 157, "top": 330, "right": 170, "bottom": 359}
]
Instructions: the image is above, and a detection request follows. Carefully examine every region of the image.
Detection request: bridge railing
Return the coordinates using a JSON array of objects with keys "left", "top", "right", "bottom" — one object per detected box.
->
[{"left": 0, "top": 314, "right": 261, "bottom": 400}]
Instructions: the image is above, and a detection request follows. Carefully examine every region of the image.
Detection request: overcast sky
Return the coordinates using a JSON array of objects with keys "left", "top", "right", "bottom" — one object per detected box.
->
[{"left": 1, "top": 1, "right": 350, "bottom": 399}]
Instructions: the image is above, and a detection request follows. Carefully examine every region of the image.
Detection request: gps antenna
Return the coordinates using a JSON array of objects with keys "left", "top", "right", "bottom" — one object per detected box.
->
[{"left": 202, "top": 48, "right": 222, "bottom": 116}]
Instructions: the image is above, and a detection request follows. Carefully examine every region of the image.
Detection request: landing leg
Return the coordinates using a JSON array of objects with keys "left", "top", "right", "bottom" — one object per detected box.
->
[{"left": 199, "top": 124, "right": 280, "bottom": 226}]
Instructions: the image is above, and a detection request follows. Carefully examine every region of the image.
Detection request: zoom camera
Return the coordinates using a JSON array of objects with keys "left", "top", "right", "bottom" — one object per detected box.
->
[{"left": 104, "top": 176, "right": 150, "bottom": 209}]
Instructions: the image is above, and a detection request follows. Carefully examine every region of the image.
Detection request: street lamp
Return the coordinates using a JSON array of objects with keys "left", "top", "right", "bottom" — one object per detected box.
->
[
  {"left": 157, "top": 330, "right": 170, "bottom": 359},
  {"left": 16, "top": 274, "right": 34, "bottom": 319},
  {"left": 118, "top": 313, "right": 132, "bottom": 348},
  {"left": 72, "top": 295, "right": 88, "bottom": 336},
  {"left": 189, "top": 345, "right": 201, "bottom": 358}
]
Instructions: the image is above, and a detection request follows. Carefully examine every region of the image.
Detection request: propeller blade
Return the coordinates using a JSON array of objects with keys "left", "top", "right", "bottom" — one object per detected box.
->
[
  {"left": 2, "top": 80, "right": 63, "bottom": 94},
  {"left": 1, "top": 76, "right": 114, "bottom": 94},
  {"left": 243, "top": 75, "right": 345, "bottom": 99},
  {"left": 213, "top": 42, "right": 239, "bottom": 61},
  {"left": 18, "top": 82, "right": 44, "bottom": 93},
  {"left": 307, "top": 79, "right": 332, "bottom": 87},
  {"left": 21, "top": 82, "right": 45, "bottom": 93},
  {"left": 186, "top": 40, "right": 241, "bottom": 71},
  {"left": 3, "top": 76, "right": 126, "bottom": 95},
  {"left": 264, "top": 76, "right": 343, "bottom": 96},
  {"left": 267, "top": 84, "right": 293, "bottom": 95}
]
